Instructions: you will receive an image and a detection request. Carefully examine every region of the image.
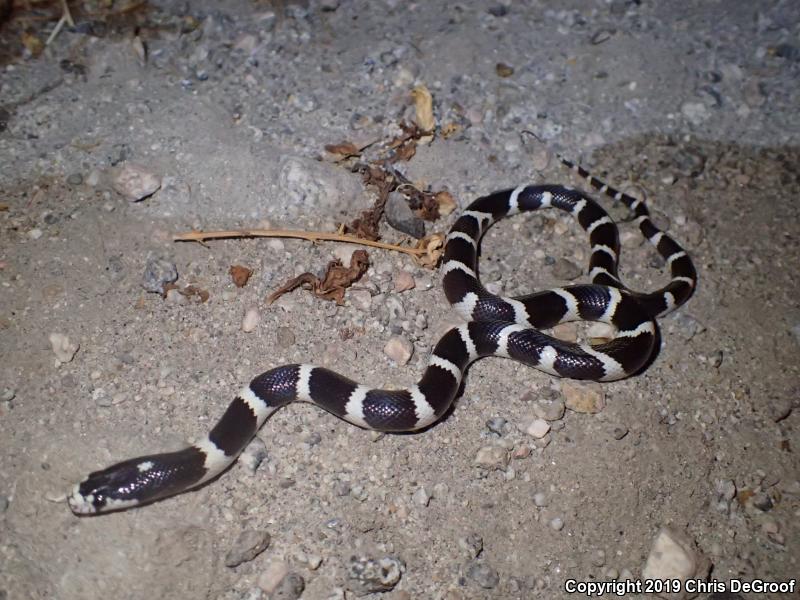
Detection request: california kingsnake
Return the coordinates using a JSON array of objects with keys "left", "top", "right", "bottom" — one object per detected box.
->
[{"left": 68, "top": 160, "right": 696, "bottom": 514}]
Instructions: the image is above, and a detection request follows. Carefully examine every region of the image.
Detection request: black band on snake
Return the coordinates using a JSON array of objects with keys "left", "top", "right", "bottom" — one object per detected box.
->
[{"left": 68, "top": 160, "right": 697, "bottom": 514}]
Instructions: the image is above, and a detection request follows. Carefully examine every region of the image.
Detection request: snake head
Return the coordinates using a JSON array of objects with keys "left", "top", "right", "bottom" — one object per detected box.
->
[
  {"left": 68, "top": 449, "right": 206, "bottom": 515},
  {"left": 67, "top": 459, "right": 154, "bottom": 514}
]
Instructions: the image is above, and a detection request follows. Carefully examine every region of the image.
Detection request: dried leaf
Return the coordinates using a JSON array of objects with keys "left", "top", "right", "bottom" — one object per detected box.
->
[
  {"left": 268, "top": 250, "right": 370, "bottom": 305},
  {"left": 325, "top": 141, "right": 362, "bottom": 159},
  {"left": 394, "top": 139, "right": 417, "bottom": 162},
  {"left": 344, "top": 165, "right": 395, "bottom": 241},
  {"left": 413, "top": 233, "right": 445, "bottom": 269},
  {"left": 411, "top": 85, "right": 435, "bottom": 134},
  {"left": 496, "top": 62, "right": 514, "bottom": 77},
  {"left": 411, "top": 191, "right": 440, "bottom": 221},
  {"left": 182, "top": 285, "right": 210, "bottom": 303},
  {"left": 22, "top": 31, "right": 44, "bottom": 57},
  {"left": 131, "top": 35, "right": 147, "bottom": 66},
  {"left": 229, "top": 265, "right": 253, "bottom": 288},
  {"left": 163, "top": 282, "right": 210, "bottom": 303},
  {"left": 441, "top": 122, "right": 462, "bottom": 139},
  {"left": 434, "top": 190, "right": 457, "bottom": 216}
]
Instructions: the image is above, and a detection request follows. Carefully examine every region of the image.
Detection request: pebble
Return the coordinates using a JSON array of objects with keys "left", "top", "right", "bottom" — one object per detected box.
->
[
  {"left": 561, "top": 381, "right": 605, "bottom": 413},
  {"left": 242, "top": 307, "right": 261, "bottom": 333},
  {"left": 550, "top": 258, "right": 582, "bottom": 280},
  {"left": 240, "top": 437, "right": 269, "bottom": 474},
  {"left": 141, "top": 255, "right": 178, "bottom": 294},
  {"left": 458, "top": 533, "right": 483, "bottom": 559},
  {"left": 591, "top": 549, "right": 606, "bottom": 567},
  {"left": 349, "top": 289, "right": 372, "bottom": 311},
  {"left": 474, "top": 445, "right": 509, "bottom": 470},
  {"left": 275, "top": 326, "right": 295, "bottom": 348},
  {"left": 332, "top": 244, "right": 359, "bottom": 265},
  {"left": 49, "top": 333, "right": 79, "bottom": 364},
  {"left": 1, "top": 388, "right": 15, "bottom": 402},
  {"left": 767, "top": 397, "right": 792, "bottom": 422},
  {"left": 533, "top": 492, "right": 547, "bottom": 507},
  {"left": 28, "top": 228, "right": 43, "bottom": 240},
  {"left": 524, "top": 418, "right": 551, "bottom": 439},
  {"left": 319, "top": 0, "right": 340, "bottom": 11},
  {"left": 385, "top": 192, "right": 425, "bottom": 239},
  {"left": 681, "top": 101, "right": 711, "bottom": 125},
  {"left": 270, "top": 573, "right": 305, "bottom": 600},
  {"left": 384, "top": 335, "right": 413, "bottom": 365},
  {"left": 671, "top": 313, "right": 706, "bottom": 341},
  {"left": 465, "top": 562, "right": 499, "bottom": 589},
  {"left": 112, "top": 163, "right": 162, "bottom": 201},
  {"left": 66, "top": 172, "right": 83, "bottom": 185},
  {"left": 642, "top": 528, "right": 704, "bottom": 597},
  {"left": 165, "top": 288, "right": 186, "bottom": 304},
  {"left": 225, "top": 529, "right": 271, "bottom": 567},
  {"left": 620, "top": 230, "right": 644, "bottom": 248},
  {"left": 485, "top": 416, "right": 507, "bottom": 435},
  {"left": 533, "top": 396, "right": 565, "bottom": 421},
  {"left": 258, "top": 561, "right": 289, "bottom": 594},
  {"left": 347, "top": 556, "right": 404, "bottom": 595},
  {"left": 393, "top": 270, "right": 416, "bottom": 292},
  {"left": 611, "top": 424, "right": 629, "bottom": 440},
  {"left": 412, "top": 486, "right": 432, "bottom": 506},
  {"left": 549, "top": 517, "right": 564, "bottom": 531},
  {"left": 0, "top": 495, "right": 8, "bottom": 512},
  {"left": 750, "top": 491, "right": 773, "bottom": 512}
]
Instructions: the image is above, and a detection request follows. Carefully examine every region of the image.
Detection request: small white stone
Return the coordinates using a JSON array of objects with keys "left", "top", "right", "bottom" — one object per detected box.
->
[
  {"left": 257, "top": 561, "right": 290, "bottom": 593},
  {"left": 620, "top": 230, "right": 644, "bottom": 248},
  {"left": 549, "top": 517, "right": 564, "bottom": 531},
  {"left": 384, "top": 335, "right": 413, "bottom": 365},
  {"left": 49, "top": 333, "right": 79, "bottom": 364},
  {"left": 349, "top": 289, "right": 373, "bottom": 311},
  {"left": 642, "top": 527, "right": 703, "bottom": 598},
  {"left": 242, "top": 307, "right": 261, "bottom": 332},
  {"left": 525, "top": 418, "right": 551, "bottom": 439},
  {"left": 412, "top": 486, "right": 431, "bottom": 506},
  {"left": 332, "top": 243, "right": 359, "bottom": 265},
  {"left": 562, "top": 381, "right": 605, "bottom": 413},
  {"left": 533, "top": 492, "right": 547, "bottom": 507},
  {"left": 393, "top": 270, "right": 416, "bottom": 293},
  {"left": 474, "top": 445, "right": 509, "bottom": 470},
  {"left": 112, "top": 163, "right": 162, "bottom": 201},
  {"left": 28, "top": 228, "right": 43, "bottom": 240}
]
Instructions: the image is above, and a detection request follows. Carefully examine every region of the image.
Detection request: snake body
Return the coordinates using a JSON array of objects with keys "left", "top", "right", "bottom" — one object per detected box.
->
[{"left": 68, "top": 161, "right": 696, "bottom": 514}]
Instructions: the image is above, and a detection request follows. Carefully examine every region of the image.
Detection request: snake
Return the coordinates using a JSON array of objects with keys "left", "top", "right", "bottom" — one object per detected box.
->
[{"left": 68, "top": 159, "right": 696, "bottom": 514}]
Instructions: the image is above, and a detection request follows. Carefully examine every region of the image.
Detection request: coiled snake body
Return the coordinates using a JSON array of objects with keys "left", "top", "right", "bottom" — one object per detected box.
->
[{"left": 69, "top": 160, "right": 696, "bottom": 514}]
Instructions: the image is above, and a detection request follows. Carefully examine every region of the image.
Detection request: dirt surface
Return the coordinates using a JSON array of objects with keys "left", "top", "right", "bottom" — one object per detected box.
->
[{"left": 1, "top": 1, "right": 798, "bottom": 599}]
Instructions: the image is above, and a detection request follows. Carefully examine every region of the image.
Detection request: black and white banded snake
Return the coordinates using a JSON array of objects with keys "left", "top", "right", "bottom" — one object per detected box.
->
[{"left": 68, "top": 159, "right": 696, "bottom": 514}]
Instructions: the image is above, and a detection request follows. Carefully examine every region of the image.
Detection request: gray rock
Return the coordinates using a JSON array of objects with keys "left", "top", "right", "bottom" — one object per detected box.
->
[
  {"left": 240, "top": 437, "right": 269, "bottom": 474},
  {"left": 141, "top": 254, "right": 178, "bottom": 294},
  {"left": 466, "top": 561, "right": 499, "bottom": 589},
  {"left": 112, "top": 163, "right": 161, "bottom": 201},
  {"left": 458, "top": 533, "right": 483, "bottom": 559},
  {"left": 225, "top": 529, "right": 271, "bottom": 567},
  {"left": 385, "top": 191, "right": 425, "bottom": 239},
  {"left": 550, "top": 258, "right": 582, "bottom": 280},
  {"left": 269, "top": 573, "right": 304, "bottom": 600},
  {"left": 347, "top": 555, "right": 404, "bottom": 595}
]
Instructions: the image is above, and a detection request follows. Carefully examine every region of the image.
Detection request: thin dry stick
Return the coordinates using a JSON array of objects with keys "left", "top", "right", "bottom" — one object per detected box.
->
[{"left": 173, "top": 228, "right": 428, "bottom": 257}]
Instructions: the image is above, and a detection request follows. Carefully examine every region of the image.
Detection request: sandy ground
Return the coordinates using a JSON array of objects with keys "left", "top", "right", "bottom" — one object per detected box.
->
[{"left": 1, "top": 1, "right": 798, "bottom": 599}]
